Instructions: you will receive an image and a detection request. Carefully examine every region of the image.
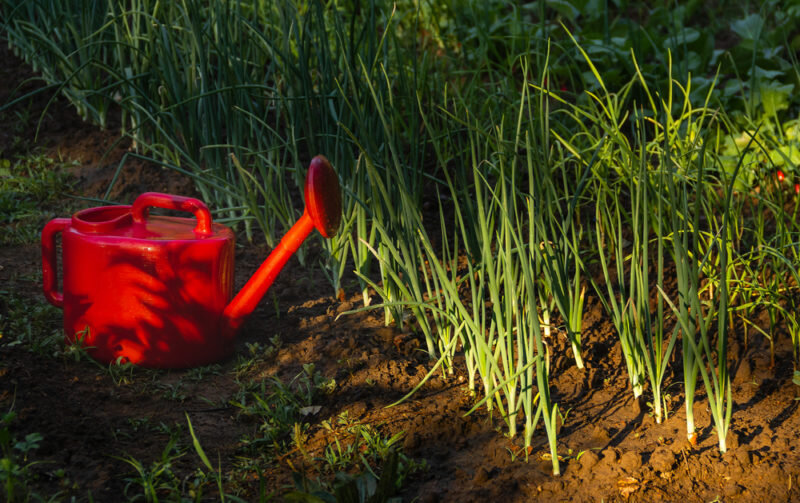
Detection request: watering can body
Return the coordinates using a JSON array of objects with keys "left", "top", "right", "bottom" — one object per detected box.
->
[
  {"left": 42, "top": 194, "right": 236, "bottom": 368},
  {"left": 41, "top": 155, "right": 341, "bottom": 369}
]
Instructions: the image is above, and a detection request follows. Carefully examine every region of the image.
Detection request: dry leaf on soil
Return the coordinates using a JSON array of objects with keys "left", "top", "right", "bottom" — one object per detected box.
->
[{"left": 617, "top": 476, "right": 640, "bottom": 498}]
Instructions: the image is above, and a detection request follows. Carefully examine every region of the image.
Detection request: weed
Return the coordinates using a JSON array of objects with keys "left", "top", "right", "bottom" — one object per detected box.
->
[
  {"left": 0, "top": 153, "right": 76, "bottom": 245},
  {"left": 231, "top": 365, "right": 334, "bottom": 458},
  {"left": 0, "top": 292, "right": 62, "bottom": 357},
  {"left": 311, "top": 413, "right": 425, "bottom": 491},
  {"left": 0, "top": 411, "right": 46, "bottom": 503},
  {"left": 185, "top": 365, "right": 223, "bottom": 382},
  {"left": 107, "top": 357, "right": 139, "bottom": 387},
  {"left": 60, "top": 328, "right": 95, "bottom": 363},
  {"left": 117, "top": 435, "right": 191, "bottom": 502},
  {"left": 288, "top": 427, "right": 426, "bottom": 503},
  {"left": 155, "top": 382, "right": 188, "bottom": 403},
  {"left": 233, "top": 338, "right": 283, "bottom": 376},
  {"left": 286, "top": 450, "right": 404, "bottom": 503}
]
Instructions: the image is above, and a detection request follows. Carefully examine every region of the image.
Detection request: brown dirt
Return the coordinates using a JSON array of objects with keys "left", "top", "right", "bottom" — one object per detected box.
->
[{"left": 2, "top": 43, "right": 800, "bottom": 503}]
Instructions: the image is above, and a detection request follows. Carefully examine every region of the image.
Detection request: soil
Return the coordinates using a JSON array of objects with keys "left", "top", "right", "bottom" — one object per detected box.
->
[{"left": 2, "top": 43, "right": 800, "bottom": 503}]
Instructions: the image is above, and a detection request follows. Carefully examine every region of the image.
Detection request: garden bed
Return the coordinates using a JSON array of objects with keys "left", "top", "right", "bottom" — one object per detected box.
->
[{"left": 3, "top": 41, "right": 800, "bottom": 503}]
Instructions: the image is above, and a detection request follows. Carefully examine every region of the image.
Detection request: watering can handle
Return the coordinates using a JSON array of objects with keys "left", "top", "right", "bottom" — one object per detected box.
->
[
  {"left": 131, "top": 193, "right": 213, "bottom": 235},
  {"left": 42, "top": 218, "right": 71, "bottom": 307}
]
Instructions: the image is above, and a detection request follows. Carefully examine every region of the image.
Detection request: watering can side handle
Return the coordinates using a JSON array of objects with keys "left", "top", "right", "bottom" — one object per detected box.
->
[
  {"left": 42, "top": 218, "right": 70, "bottom": 307},
  {"left": 131, "top": 192, "right": 213, "bottom": 235}
]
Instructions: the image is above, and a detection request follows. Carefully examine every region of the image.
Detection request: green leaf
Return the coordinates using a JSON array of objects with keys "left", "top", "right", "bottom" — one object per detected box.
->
[
  {"left": 759, "top": 80, "right": 794, "bottom": 117},
  {"left": 663, "top": 27, "right": 701, "bottom": 48},
  {"left": 751, "top": 66, "right": 784, "bottom": 80},
  {"left": 374, "top": 449, "right": 399, "bottom": 501},
  {"left": 760, "top": 46, "right": 784, "bottom": 60},
  {"left": 14, "top": 432, "right": 42, "bottom": 453},
  {"left": 185, "top": 413, "right": 213, "bottom": 471},
  {"left": 730, "top": 14, "right": 765, "bottom": 41},
  {"left": 547, "top": 0, "right": 580, "bottom": 21}
]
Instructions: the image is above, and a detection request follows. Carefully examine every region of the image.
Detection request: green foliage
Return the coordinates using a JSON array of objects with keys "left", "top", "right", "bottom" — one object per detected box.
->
[
  {"left": 231, "top": 365, "right": 334, "bottom": 458},
  {"left": 0, "top": 411, "right": 45, "bottom": 503},
  {"left": 286, "top": 450, "right": 403, "bottom": 503},
  {"left": 287, "top": 412, "right": 425, "bottom": 503},
  {"left": 0, "top": 292, "right": 63, "bottom": 356},
  {"left": 118, "top": 436, "right": 188, "bottom": 503},
  {"left": 7, "top": 0, "right": 800, "bottom": 483},
  {"left": 0, "top": 154, "right": 75, "bottom": 245}
]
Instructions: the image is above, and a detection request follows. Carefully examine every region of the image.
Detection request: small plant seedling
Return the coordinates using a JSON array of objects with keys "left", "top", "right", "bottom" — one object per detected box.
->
[
  {"left": 185, "top": 364, "right": 222, "bottom": 382},
  {"left": 574, "top": 448, "right": 603, "bottom": 461},
  {"left": 127, "top": 417, "right": 152, "bottom": 433},
  {"left": 231, "top": 365, "right": 335, "bottom": 461},
  {"left": 107, "top": 357, "right": 138, "bottom": 387},
  {"left": 61, "top": 328, "right": 95, "bottom": 363},
  {"left": 1, "top": 411, "right": 46, "bottom": 502},
  {"left": 792, "top": 371, "right": 800, "bottom": 400},
  {"left": 558, "top": 407, "right": 573, "bottom": 426},
  {"left": 117, "top": 435, "right": 188, "bottom": 502},
  {"left": 155, "top": 382, "right": 188, "bottom": 403}
]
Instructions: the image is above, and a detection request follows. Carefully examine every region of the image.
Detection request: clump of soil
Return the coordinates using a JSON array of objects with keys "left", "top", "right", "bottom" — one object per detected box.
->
[{"left": 2, "top": 43, "right": 800, "bottom": 502}]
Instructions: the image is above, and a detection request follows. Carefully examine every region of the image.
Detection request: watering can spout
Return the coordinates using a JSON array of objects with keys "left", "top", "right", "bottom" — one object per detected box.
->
[{"left": 221, "top": 155, "right": 342, "bottom": 338}]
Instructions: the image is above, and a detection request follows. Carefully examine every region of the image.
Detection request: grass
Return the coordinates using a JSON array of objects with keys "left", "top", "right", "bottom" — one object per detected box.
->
[
  {"left": 289, "top": 412, "right": 425, "bottom": 502},
  {"left": 0, "top": 153, "right": 76, "bottom": 246},
  {"left": 0, "top": 292, "right": 63, "bottom": 356},
  {"left": 230, "top": 364, "right": 334, "bottom": 459},
  {"left": 4, "top": 0, "right": 800, "bottom": 495}
]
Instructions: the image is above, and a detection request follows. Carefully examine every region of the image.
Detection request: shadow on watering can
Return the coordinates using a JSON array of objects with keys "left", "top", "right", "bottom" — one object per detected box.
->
[
  {"left": 66, "top": 245, "right": 233, "bottom": 366},
  {"left": 42, "top": 155, "right": 341, "bottom": 368}
]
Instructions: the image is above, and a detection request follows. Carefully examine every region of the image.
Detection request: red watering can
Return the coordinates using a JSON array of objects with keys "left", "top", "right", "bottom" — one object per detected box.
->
[{"left": 41, "top": 155, "right": 341, "bottom": 368}]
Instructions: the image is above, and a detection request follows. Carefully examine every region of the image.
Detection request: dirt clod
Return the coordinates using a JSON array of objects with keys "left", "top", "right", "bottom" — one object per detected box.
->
[
  {"left": 727, "top": 430, "right": 741, "bottom": 450},
  {"left": 600, "top": 447, "right": 620, "bottom": 467},
  {"left": 472, "top": 466, "right": 491, "bottom": 485},
  {"left": 579, "top": 450, "right": 601, "bottom": 472},
  {"left": 591, "top": 425, "right": 612, "bottom": 444},
  {"left": 734, "top": 359, "right": 753, "bottom": 384},
  {"left": 619, "top": 450, "right": 643, "bottom": 473},
  {"left": 650, "top": 446, "right": 676, "bottom": 473}
]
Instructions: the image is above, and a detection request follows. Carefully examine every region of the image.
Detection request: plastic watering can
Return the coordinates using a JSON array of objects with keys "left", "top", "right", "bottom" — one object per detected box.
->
[{"left": 41, "top": 155, "right": 341, "bottom": 368}]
